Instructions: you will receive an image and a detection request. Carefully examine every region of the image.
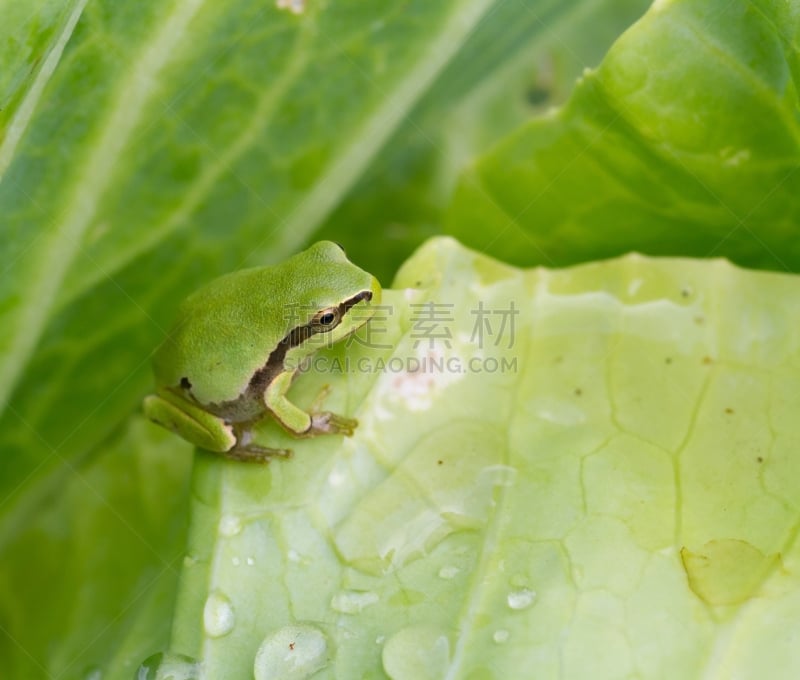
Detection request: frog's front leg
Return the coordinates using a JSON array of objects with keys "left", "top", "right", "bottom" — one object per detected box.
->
[{"left": 265, "top": 371, "right": 358, "bottom": 437}]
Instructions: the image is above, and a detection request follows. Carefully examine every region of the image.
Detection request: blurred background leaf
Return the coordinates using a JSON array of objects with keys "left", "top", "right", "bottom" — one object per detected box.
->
[
  {"left": 0, "top": 417, "right": 192, "bottom": 679},
  {"left": 447, "top": 0, "right": 800, "bottom": 270}
]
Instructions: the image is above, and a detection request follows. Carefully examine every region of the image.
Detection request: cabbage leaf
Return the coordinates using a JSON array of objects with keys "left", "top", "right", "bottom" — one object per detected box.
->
[{"left": 164, "top": 237, "right": 800, "bottom": 679}]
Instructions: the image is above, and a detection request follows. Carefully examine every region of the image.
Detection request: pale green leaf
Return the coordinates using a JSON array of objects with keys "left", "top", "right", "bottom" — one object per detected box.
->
[{"left": 161, "top": 238, "right": 800, "bottom": 679}]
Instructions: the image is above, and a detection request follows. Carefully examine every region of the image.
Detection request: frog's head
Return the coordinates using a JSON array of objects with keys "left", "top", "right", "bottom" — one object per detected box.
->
[{"left": 281, "top": 241, "right": 382, "bottom": 359}]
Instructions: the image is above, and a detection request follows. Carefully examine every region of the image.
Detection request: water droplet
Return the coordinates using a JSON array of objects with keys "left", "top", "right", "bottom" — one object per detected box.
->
[
  {"left": 231, "top": 556, "right": 241, "bottom": 566},
  {"left": 330, "top": 590, "right": 379, "bottom": 614},
  {"left": 493, "top": 629, "right": 510, "bottom": 644},
  {"left": 204, "top": 591, "right": 235, "bottom": 637},
  {"left": 507, "top": 588, "right": 536, "bottom": 610},
  {"left": 328, "top": 466, "right": 347, "bottom": 487},
  {"left": 382, "top": 626, "right": 450, "bottom": 680},
  {"left": 481, "top": 464, "right": 517, "bottom": 487},
  {"left": 136, "top": 652, "right": 200, "bottom": 679},
  {"left": 183, "top": 555, "right": 197, "bottom": 568},
  {"left": 247, "top": 557, "right": 256, "bottom": 566},
  {"left": 253, "top": 624, "right": 327, "bottom": 680},
  {"left": 376, "top": 635, "right": 386, "bottom": 644},
  {"left": 219, "top": 514, "right": 242, "bottom": 537},
  {"left": 535, "top": 401, "right": 585, "bottom": 425},
  {"left": 438, "top": 565, "right": 460, "bottom": 580},
  {"left": 82, "top": 666, "right": 102, "bottom": 680}
]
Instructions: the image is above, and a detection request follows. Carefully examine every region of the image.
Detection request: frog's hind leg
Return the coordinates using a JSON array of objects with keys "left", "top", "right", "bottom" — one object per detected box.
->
[
  {"left": 222, "top": 446, "right": 292, "bottom": 463},
  {"left": 225, "top": 426, "right": 292, "bottom": 463},
  {"left": 144, "top": 391, "right": 236, "bottom": 453}
]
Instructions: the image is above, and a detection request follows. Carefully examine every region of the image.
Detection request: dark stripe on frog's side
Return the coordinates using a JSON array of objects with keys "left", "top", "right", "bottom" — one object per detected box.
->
[
  {"left": 246, "top": 289, "right": 373, "bottom": 397},
  {"left": 197, "top": 289, "right": 373, "bottom": 423}
]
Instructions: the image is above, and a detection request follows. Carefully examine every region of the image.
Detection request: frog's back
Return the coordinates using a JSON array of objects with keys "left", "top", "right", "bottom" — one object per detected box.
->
[{"left": 153, "top": 264, "right": 296, "bottom": 405}]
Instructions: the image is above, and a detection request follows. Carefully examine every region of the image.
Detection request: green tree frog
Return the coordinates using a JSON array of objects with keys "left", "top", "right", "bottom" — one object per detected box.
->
[{"left": 143, "top": 241, "right": 381, "bottom": 462}]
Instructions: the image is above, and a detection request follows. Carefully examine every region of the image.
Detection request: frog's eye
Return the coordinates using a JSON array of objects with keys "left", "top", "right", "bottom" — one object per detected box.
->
[{"left": 313, "top": 307, "right": 340, "bottom": 331}]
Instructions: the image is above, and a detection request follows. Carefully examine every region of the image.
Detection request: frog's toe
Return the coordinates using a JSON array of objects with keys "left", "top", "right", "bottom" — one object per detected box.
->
[{"left": 310, "top": 411, "right": 358, "bottom": 436}]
